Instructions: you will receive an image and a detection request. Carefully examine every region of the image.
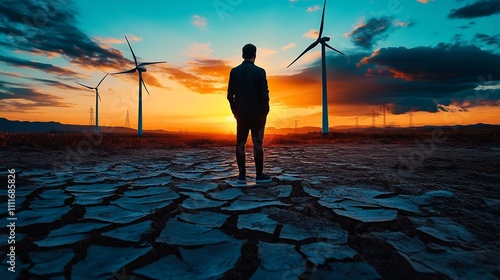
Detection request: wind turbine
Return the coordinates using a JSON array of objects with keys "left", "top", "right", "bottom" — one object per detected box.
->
[
  {"left": 287, "top": 0, "right": 345, "bottom": 135},
  {"left": 113, "top": 36, "right": 166, "bottom": 136},
  {"left": 76, "top": 73, "right": 108, "bottom": 134}
]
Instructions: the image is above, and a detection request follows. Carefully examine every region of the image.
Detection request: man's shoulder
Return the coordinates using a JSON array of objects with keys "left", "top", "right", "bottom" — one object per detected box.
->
[
  {"left": 232, "top": 62, "right": 266, "bottom": 73},
  {"left": 254, "top": 64, "right": 266, "bottom": 72},
  {"left": 248, "top": 63, "right": 266, "bottom": 75}
]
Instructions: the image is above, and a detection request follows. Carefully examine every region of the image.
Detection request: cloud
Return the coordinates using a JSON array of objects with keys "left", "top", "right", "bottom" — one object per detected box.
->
[
  {"left": 93, "top": 37, "right": 126, "bottom": 46},
  {"left": 0, "top": 0, "right": 132, "bottom": 70},
  {"left": 307, "top": 5, "right": 320, "bottom": 12},
  {"left": 394, "top": 20, "right": 415, "bottom": 27},
  {"left": 258, "top": 47, "right": 277, "bottom": 58},
  {"left": 303, "top": 29, "right": 319, "bottom": 39},
  {"left": 456, "top": 21, "right": 477, "bottom": 30},
  {"left": 448, "top": 0, "right": 500, "bottom": 19},
  {"left": 269, "top": 43, "right": 500, "bottom": 115},
  {"left": 282, "top": 43, "right": 297, "bottom": 50},
  {"left": 0, "top": 54, "right": 81, "bottom": 77},
  {"left": 187, "top": 43, "right": 213, "bottom": 58},
  {"left": 163, "top": 58, "right": 232, "bottom": 94},
  {"left": 30, "top": 77, "right": 84, "bottom": 91},
  {"left": 474, "top": 33, "right": 500, "bottom": 47},
  {"left": 345, "top": 17, "right": 394, "bottom": 49},
  {"left": 360, "top": 43, "right": 500, "bottom": 83},
  {"left": 0, "top": 82, "right": 73, "bottom": 111},
  {"left": 0, "top": 71, "right": 22, "bottom": 78},
  {"left": 192, "top": 15, "right": 207, "bottom": 29},
  {"left": 92, "top": 35, "right": 141, "bottom": 48}
]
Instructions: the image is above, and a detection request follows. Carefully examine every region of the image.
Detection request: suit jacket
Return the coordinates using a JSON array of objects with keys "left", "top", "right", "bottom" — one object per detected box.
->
[{"left": 227, "top": 60, "right": 269, "bottom": 119}]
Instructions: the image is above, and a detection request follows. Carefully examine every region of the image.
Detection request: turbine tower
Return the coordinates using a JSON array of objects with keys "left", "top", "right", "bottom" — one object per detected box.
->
[
  {"left": 287, "top": 0, "right": 345, "bottom": 135},
  {"left": 77, "top": 73, "right": 108, "bottom": 134},
  {"left": 113, "top": 36, "right": 166, "bottom": 136}
]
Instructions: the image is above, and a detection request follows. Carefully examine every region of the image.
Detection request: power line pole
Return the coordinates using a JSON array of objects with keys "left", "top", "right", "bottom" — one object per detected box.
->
[
  {"left": 294, "top": 120, "right": 298, "bottom": 134},
  {"left": 362, "top": 111, "right": 381, "bottom": 132},
  {"left": 355, "top": 117, "right": 359, "bottom": 129},
  {"left": 125, "top": 109, "right": 130, "bottom": 128},
  {"left": 380, "top": 104, "right": 390, "bottom": 131},
  {"left": 370, "top": 111, "right": 377, "bottom": 128},
  {"left": 89, "top": 106, "right": 94, "bottom": 126},
  {"left": 408, "top": 112, "right": 414, "bottom": 128}
]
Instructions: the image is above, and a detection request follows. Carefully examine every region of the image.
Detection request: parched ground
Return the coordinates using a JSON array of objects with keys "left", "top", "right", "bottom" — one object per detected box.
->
[{"left": 0, "top": 141, "right": 499, "bottom": 279}]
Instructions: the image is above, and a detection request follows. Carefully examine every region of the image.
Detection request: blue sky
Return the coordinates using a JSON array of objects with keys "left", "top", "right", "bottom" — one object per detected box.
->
[{"left": 1, "top": 0, "right": 499, "bottom": 132}]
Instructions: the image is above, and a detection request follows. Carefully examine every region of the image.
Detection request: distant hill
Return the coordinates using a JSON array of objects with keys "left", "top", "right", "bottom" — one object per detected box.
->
[
  {"left": 0, "top": 118, "right": 138, "bottom": 134},
  {"left": 1, "top": 118, "right": 498, "bottom": 134}
]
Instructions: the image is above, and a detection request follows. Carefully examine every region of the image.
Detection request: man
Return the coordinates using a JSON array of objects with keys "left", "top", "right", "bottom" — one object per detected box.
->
[{"left": 227, "top": 43, "right": 272, "bottom": 184}]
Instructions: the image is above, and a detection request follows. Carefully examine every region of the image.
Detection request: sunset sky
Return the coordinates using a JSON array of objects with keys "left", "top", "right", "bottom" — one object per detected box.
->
[{"left": 1, "top": 0, "right": 499, "bottom": 133}]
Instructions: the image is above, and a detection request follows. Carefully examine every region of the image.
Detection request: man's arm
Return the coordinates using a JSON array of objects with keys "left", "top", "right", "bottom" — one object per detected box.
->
[
  {"left": 227, "top": 69, "right": 236, "bottom": 115},
  {"left": 260, "top": 69, "right": 270, "bottom": 115}
]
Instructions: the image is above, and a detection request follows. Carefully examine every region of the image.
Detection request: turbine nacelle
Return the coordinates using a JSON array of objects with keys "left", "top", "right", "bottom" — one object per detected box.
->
[
  {"left": 138, "top": 66, "right": 147, "bottom": 72},
  {"left": 318, "top": 37, "right": 331, "bottom": 43}
]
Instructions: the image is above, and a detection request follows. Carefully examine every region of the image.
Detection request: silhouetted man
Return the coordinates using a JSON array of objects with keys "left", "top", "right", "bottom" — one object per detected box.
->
[{"left": 227, "top": 43, "right": 272, "bottom": 184}]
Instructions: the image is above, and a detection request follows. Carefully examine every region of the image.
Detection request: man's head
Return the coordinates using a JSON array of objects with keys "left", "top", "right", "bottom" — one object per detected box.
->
[{"left": 242, "top": 43, "right": 256, "bottom": 60}]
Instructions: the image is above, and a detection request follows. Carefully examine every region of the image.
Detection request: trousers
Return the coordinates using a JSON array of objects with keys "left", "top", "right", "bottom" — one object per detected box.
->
[{"left": 235, "top": 117, "right": 266, "bottom": 176}]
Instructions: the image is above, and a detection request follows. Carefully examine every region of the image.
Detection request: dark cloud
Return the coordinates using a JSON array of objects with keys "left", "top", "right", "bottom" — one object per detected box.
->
[
  {"left": 456, "top": 21, "right": 476, "bottom": 30},
  {"left": 0, "top": 54, "right": 80, "bottom": 76},
  {"left": 449, "top": 0, "right": 500, "bottom": 19},
  {"left": 0, "top": 71, "right": 22, "bottom": 79},
  {"left": 0, "top": 0, "right": 130, "bottom": 70},
  {"left": 0, "top": 81, "right": 74, "bottom": 111},
  {"left": 474, "top": 33, "right": 500, "bottom": 47},
  {"left": 28, "top": 77, "right": 84, "bottom": 91},
  {"left": 360, "top": 43, "right": 500, "bottom": 83},
  {"left": 345, "top": 17, "right": 395, "bottom": 49},
  {"left": 270, "top": 43, "right": 500, "bottom": 115}
]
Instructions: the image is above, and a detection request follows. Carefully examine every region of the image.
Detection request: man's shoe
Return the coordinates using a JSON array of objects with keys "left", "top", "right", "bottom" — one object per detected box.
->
[
  {"left": 237, "top": 174, "right": 246, "bottom": 184},
  {"left": 256, "top": 173, "right": 272, "bottom": 183}
]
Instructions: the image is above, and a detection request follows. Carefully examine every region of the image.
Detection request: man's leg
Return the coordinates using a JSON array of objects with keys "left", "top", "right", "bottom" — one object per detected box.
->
[
  {"left": 250, "top": 117, "right": 266, "bottom": 176},
  {"left": 236, "top": 118, "right": 250, "bottom": 177}
]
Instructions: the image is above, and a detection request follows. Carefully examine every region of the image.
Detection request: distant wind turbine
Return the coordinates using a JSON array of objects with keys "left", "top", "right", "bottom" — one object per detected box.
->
[
  {"left": 76, "top": 73, "right": 108, "bottom": 134},
  {"left": 113, "top": 36, "right": 166, "bottom": 136},
  {"left": 287, "top": 0, "right": 345, "bottom": 135}
]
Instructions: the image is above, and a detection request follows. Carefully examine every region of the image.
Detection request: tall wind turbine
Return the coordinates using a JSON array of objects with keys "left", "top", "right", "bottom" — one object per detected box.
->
[
  {"left": 76, "top": 73, "right": 108, "bottom": 134},
  {"left": 287, "top": 0, "right": 345, "bottom": 135},
  {"left": 113, "top": 36, "right": 166, "bottom": 136}
]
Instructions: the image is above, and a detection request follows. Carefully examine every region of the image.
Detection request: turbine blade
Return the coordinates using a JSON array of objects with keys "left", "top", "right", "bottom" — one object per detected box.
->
[
  {"left": 142, "top": 79, "right": 150, "bottom": 95},
  {"left": 287, "top": 41, "right": 319, "bottom": 68},
  {"left": 324, "top": 42, "right": 345, "bottom": 56},
  {"left": 96, "top": 73, "right": 109, "bottom": 88},
  {"left": 75, "top": 81, "right": 94, "bottom": 90},
  {"left": 112, "top": 68, "right": 137, "bottom": 75},
  {"left": 96, "top": 91, "right": 102, "bottom": 102},
  {"left": 138, "top": 61, "right": 167, "bottom": 67},
  {"left": 125, "top": 35, "right": 138, "bottom": 67},
  {"left": 318, "top": 0, "right": 327, "bottom": 39}
]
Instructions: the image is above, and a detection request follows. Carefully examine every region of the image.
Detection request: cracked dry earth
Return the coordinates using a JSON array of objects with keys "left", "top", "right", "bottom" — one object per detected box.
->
[{"left": 1, "top": 143, "right": 499, "bottom": 279}]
